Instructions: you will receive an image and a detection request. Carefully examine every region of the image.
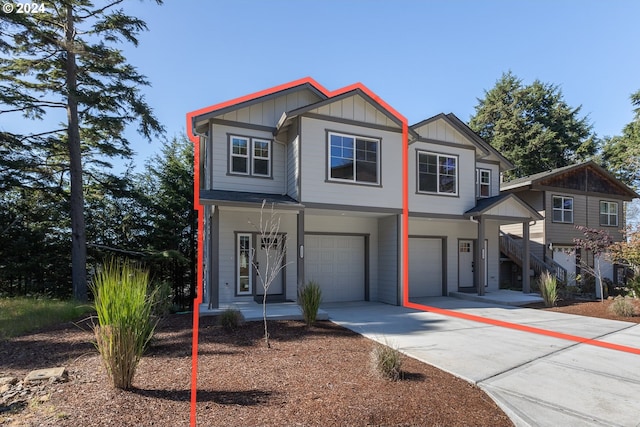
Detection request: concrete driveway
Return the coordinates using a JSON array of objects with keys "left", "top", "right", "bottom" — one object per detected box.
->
[{"left": 322, "top": 298, "right": 640, "bottom": 427}]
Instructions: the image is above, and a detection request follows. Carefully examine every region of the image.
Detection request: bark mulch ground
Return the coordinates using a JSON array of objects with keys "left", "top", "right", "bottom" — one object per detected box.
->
[
  {"left": 3, "top": 297, "right": 638, "bottom": 426},
  {"left": 1, "top": 313, "right": 512, "bottom": 427}
]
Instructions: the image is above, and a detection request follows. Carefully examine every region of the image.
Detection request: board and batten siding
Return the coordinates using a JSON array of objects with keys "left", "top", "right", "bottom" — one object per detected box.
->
[
  {"left": 408, "top": 141, "right": 477, "bottom": 215},
  {"left": 218, "top": 90, "right": 323, "bottom": 128},
  {"left": 413, "top": 119, "right": 470, "bottom": 145},
  {"left": 377, "top": 215, "right": 399, "bottom": 305},
  {"left": 209, "top": 123, "right": 286, "bottom": 194},
  {"left": 309, "top": 94, "right": 398, "bottom": 128},
  {"left": 299, "top": 116, "right": 403, "bottom": 208},
  {"left": 217, "top": 208, "right": 298, "bottom": 306},
  {"left": 304, "top": 214, "right": 379, "bottom": 301}
]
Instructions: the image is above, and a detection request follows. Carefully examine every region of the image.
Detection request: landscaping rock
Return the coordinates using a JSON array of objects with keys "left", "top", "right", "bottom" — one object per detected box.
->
[
  {"left": 0, "top": 376, "right": 17, "bottom": 386},
  {"left": 24, "top": 367, "right": 67, "bottom": 385}
]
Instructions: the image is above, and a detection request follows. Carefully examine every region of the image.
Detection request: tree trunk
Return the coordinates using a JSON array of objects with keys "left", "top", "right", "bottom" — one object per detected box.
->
[{"left": 66, "top": 5, "right": 87, "bottom": 301}]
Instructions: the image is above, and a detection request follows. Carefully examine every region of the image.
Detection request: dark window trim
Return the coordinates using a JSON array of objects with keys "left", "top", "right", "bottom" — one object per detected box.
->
[
  {"left": 325, "top": 130, "right": 382, "bottom": 187},
  {"left": 227, "top": 133, "right": 274, "bottom": 179},
  {"left": 415, "top": 150, "right": 459, "bottom": 197}
]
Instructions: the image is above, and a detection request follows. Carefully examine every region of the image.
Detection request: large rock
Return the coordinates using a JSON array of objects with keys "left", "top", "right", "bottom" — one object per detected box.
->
[{"left": 24, "top": 367, "right": 68, "bottom": 384}]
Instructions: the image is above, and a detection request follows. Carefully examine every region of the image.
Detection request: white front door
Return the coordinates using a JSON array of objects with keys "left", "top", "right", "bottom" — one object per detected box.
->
[{"left": 458, "top": 240, "right": 474, "bottom": 288}]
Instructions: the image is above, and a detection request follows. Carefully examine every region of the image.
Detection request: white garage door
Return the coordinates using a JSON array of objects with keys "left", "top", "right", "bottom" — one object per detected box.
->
[
  {"left": 409, "top": 238, "right": 443, "bottom": 297},
  {"left": 304, "top": 235, "right": 365, "bottom": 302}
]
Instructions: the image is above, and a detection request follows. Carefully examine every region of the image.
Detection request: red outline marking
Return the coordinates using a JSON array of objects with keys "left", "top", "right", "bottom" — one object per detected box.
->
[
  {"left": 186, "top": 78, "right": 408, "bottom": 426},
  {"left": 405, "top": 301, "right": 640, "bottom": 355}
]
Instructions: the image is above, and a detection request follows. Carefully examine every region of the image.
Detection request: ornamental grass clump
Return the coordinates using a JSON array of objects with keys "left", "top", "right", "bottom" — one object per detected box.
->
[
  {"left": 538, "top": 271, "right": 558, "bottom": 307},
  {"left": 370, "top": 340, "right": 403, "bottom": 381},
  {"left": 218, "top": 308, "right": 243, "bottom": 332},
  {"left": 609, "top": 298, "right": 636, "bottom": 317},
  {"left": 299, "top": 281, "right": 322, "bottom": 326},
  {"left": 91, "top": 259, "right": 158, "bottom": 390}
]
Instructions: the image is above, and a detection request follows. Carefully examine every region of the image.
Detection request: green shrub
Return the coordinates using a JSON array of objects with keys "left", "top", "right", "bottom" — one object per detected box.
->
[
  {"left": 91, "top": 259, "right": 158, "bottom": 390},
  {"left": 150, "top": 281, "right": 172, "bottom": 317},
  {"left": 370, "top": 341, "right": 403, "bottom": 381},
  {"left": 609, "top": 298, "right": 636, "bottom": 317},
  {"left": 299, "top": 281, "right": 322, "bottom": 326},
  {"left": 538, "top": 271, "right": 558, "bottom": 307},
  {"left": 218, "top": 308, "right": 242, "bottom": 332}
]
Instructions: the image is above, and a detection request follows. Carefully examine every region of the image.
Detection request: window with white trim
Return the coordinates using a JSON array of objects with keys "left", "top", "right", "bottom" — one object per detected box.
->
[
  {"left": 237, "top": 233, "right": 252, "bottom": 295},
  {"left": 476, "top": 168, "right": 491, "bottom": 198},
  {"left": 417, "top": 152, "right": 457, "bottom": 195},
  {"left": 552, "top": 196, "right": 573, "bottom": 223},
  {"left": 328, "top": 132, "right": 379, "bottom": 184},
  {"left": 600, "top": 201, "right": 618, "bottom": 226},
  {"left": 229, "top": 135, "right": 271, "bottom": 177}
]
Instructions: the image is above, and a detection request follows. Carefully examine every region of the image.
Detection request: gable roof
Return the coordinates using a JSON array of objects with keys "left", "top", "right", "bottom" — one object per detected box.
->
[
  {"left": 410, "top": 113, "right": 514, "bottom": 171},
  {"left": 276, "top": 88, "right": 404, "bottom": 132},
  {"left": 464, "top": 193, "right": 543, "bottom": 220},
  {"left": 188, "top": 77, "right": 329, "bottom": 130},
  {"left": 500, "top": 161, "right": 639, "bottom": 199}
]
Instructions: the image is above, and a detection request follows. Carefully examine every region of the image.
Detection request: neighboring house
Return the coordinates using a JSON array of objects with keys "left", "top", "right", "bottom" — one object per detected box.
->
[
  {"left": 500, "top": 161, "right": 638, "bottom": 296},
  {"left": 187, "top": 78, "right": 543, "bottom": 310}
]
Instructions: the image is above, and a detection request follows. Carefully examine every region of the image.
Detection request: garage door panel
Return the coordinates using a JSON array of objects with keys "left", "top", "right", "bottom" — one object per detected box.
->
[
  {"left": 305, "top": 235, "right": 365, "bottom": 303},
  {"left": 409, "top": 238, "right": 443, "bottom": 297}
]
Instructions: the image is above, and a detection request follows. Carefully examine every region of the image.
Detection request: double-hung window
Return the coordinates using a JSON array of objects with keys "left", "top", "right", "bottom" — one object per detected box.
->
[
  {"left": 229, "top": 135, "right": 271, "bottom": 177},
  {"left": 476, "top": 169, "right": 491, "bottom": 198},
  {"left": 417, "top": 152, "right": 457, "bottom": 195},
  {"left": 552, "top": 195, "right": 573, "bottom": 223},
  {"left": 328, "top": 132, "right": 379, "bottom": 184},
  {"left": 600, "top": 201, "right": 618, "bottom": 226}
]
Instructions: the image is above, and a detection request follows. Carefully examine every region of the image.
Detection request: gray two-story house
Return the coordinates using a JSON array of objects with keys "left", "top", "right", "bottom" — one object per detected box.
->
[{"left": 188, "top": 78, "right": 542, "bottom": 309}]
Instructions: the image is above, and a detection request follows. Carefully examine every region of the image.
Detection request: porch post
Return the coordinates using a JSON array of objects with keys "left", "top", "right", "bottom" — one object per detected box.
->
[
  {"left": 522, "top": 221, "right": 531, "bottom": 293},
  {"left": 477, "top": 217, "right": 486, "bottom": 296}
]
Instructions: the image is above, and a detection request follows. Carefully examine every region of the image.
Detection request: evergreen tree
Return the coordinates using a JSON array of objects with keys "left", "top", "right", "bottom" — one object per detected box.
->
[
  {"left": 470, "top": 72, "right": 596, "bottom": 180},
  {"left": 601, "top": 89, "right": 640, "bottom": 189},
  {"left": 0, "top": 1, "right": 164, "bottom": 300}
]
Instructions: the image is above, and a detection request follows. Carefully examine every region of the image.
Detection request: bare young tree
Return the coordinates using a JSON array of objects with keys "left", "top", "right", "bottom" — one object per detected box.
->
[
  {"left": 250, "top": 201, "right": 290, "bottom": 348},
  {"left": 574, "top": 226, "right": 615, "bottom": 302}
]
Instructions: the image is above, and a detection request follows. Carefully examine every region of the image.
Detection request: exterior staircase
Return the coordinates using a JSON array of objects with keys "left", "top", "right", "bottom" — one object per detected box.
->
[{"left": 499, "top": 231, "right": 567, "bottom": 284}]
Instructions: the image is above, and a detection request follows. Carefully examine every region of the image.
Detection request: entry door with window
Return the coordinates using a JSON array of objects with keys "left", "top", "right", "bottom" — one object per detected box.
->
[
  {"left": 458, "top": 240, "right": 475, "bottom": 289},
  {"left": 255, "top": 236, "right": 284, "bottom": 298}
]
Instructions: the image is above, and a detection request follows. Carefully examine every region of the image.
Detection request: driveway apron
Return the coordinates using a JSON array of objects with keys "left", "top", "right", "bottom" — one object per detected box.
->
[{"left": 322, "top": 298, "right": 640, "bottom": 427}]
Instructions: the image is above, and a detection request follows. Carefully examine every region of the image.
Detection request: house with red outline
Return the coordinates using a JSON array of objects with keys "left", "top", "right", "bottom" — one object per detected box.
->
[{"left": 187, "top": 78, "right": 543, "bottom": 310}]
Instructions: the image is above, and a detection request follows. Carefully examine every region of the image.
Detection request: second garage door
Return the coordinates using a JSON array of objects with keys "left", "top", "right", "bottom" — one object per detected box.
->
[
  {"left": 304, "top": 234, "right": 365, "bottom": 302},
  {"left": 409, "top": 237, "right": 444, "bottom": 297}
]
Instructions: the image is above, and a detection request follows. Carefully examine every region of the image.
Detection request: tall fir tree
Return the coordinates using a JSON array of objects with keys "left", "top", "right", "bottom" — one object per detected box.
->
[
  {"left": 0, "top": 1, "right": 164, "bottom": 300},
  {"left": 469, "top": 71, "right": 596, "bottom": 180}
]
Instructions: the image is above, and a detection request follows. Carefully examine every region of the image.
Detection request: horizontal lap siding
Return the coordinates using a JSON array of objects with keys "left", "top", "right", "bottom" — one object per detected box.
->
[
  {"left": 299, "top": 117, "right": 402, "bottom": 208},
  {"left": 408, "top": 141, "right": 477, "bottom": 215},
  {"left": 217, "top": 209, "right": 298, "bottom": 305},
  {"left": 475, "top": 161, "right": 501, "bottom": 197},
  {"left": 546, "top": 192, "right": 588, "bottom": 245},
  {"left": 210, "top": 124, "right": 286, "bottom": 194}
]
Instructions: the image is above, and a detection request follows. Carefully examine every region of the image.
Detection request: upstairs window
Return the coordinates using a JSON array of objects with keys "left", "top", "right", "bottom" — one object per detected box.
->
[
  {"left": 552, "top": 195, "right": 573, "bottom": 223},
  {"left": 328, "top": 132, "right": 379, "bottom": 185},
  {"left": 229, "top": 135, "right": 271, "bottom": 177},
  {"left": 417, "top": 152, "right": 457, "bottom": 195},
  {"left": 600, "top": 201, "right": 618, "bottom": 226},
  {"left": 477, "top": 169, "right": 491, "bottom": 198}
]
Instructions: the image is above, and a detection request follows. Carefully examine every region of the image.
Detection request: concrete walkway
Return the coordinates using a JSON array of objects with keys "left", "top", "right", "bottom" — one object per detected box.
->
[{"left": 323, "top": 298, "right": 640, "bottom": 427}]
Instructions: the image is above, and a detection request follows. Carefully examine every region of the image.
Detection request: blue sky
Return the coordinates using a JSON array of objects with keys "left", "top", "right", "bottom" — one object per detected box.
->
[{"left": 105, "top": 0, "right": 640, "bottom": 166}]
